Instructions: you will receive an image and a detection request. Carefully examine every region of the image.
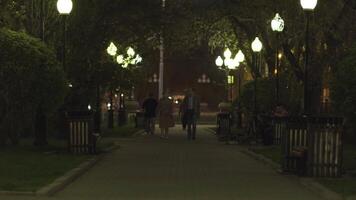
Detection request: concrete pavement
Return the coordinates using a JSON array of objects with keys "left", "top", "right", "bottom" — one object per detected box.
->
[{"left": 1, "top": 125, "right": 324, "bottom": 200}]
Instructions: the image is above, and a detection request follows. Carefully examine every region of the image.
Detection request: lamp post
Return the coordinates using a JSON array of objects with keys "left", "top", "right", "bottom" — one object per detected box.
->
[
  {"left": 215, "top": 48, "right": 239, "bottom": 102},
  {"left": 56, "top": 0, "right": 73, "bottom": 72},
  {"left": 106, "top": 43, "right": 142, "bottom": 127},
  {"left": 251, "top": 37, "right": 263, "bottom": 115},
  {"left": 300, "top": 0, "right": 317, "bottom": 115},
  {"left": 197, "top": 74, "right": 211, "bottom": 84},
  {"left": 271, "top": 13, "right": 284, "bottom": 104},
  {"left": 235, "top": 50, "right": 245, "bottom": 128}
]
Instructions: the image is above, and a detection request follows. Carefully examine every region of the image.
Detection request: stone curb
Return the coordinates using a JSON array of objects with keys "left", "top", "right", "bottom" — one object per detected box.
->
[
  {"left": 242, "top": 148, "right": 344, "bottom": 200},
  {"left": 0, "top": 144, "right": 119, "bottom": 197},
  {"left": 240, "top": 149, "right": 280, "bottom": 169},
  {"left": 37, "top": 144, "right": 120, "bottom": 196},
  {"left": 36, "top": 156, "right": 101, "bottom": 196}
]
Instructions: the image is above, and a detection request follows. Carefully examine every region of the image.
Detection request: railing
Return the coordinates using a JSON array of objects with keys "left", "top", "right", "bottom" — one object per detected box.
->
[{"left": 281, "top": 116, "right": 343, "bottom": 177}]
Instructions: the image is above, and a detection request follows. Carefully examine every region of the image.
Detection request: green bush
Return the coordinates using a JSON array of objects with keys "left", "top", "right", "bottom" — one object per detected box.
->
[
  {"left": 0, "top": 28, "right": 67, "bottom": 145},
  {"left": 330, "top": 45, "right": 356, "bottom": 140},
  {"left": 240, "top": 76, "right": 301, "bottom": 116}
]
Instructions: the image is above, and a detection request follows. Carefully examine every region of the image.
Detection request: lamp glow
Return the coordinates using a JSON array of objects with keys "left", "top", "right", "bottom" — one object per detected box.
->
[
  {"left": 107, "top": 42, "right": 117, "bottom": 56},
  {"left": 232, "top": 56, "right": 241, "bottom": 68},
  {"left": 215, "top": 56, "right": 224, "bottom": 67},
  {"left": 223, "top": 48, "right": 232, "bottom": 59},
  {"left": 127, "top": 47, "right": 135, "bottom": 57},
  {"left": 116, "top": 55, "right": 124, "bottom": 64},
  {"left": 278, "top": 53, "right": 283, "bottom": 59},
  {"left": 251, "top": 37, "right": 263, "bottom": 52},
  {"left": 300, "top": 0, "right": 318, "bottom": 10},
  {"left": 271, "top": 13, "right": 284, "bottom": 32},
  {"left": 56, "top": 0, "right": 73, "bottom": 15},
  {"left": 224, "top": 58, "right": 233, "bottom": 69},
  {"left": 236, "top": 50, "right": 245, "bottom": 62}
]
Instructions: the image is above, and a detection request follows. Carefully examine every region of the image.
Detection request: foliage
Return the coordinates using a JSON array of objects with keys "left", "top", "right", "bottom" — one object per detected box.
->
[
  {"left": 240, "top": 74, "right": 301, "bottom": 115},
  {"left": 330, "top": 45, "right": 356, "bottom": 136},
  {"left": 0, "top": 28, "right": 66, "bottom": 145}
]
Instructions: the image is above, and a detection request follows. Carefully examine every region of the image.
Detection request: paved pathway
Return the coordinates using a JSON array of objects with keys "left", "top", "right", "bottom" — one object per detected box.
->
[{"left": 1, "top": 125, "right": 323, "bottom": 200}]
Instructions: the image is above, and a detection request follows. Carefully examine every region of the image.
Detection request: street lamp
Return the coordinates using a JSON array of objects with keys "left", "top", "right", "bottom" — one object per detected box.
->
[
  {"left": 235, "top": 50, "right": 245, "bottom": 128},
  {"left": 271, "top": 13, "right": 284, "bottom": 103},
  {"left": 300, "top": 0, "right": 318, "bottom": 114},
  {"left": 251, "top": 37, "right": 263, "bottom": 115},
  {"left": 215, "top": 48, "right": 238, "bottom": 102},
  {"left": 56, "top": 0, "right": 73, "bottom": 72},
  {"left": 106, "top": 43, "right": 143, "bottom": 127},
  {"left": 197, "top": 74, "right": 211, "bottom": 84}
]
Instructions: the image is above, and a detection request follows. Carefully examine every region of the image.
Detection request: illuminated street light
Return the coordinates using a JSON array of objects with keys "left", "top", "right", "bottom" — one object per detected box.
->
[
  {"left": 251, "top": 37, "right": 263, "bottom": 115},
  {"left": 271, "top": 13, "right": 285, "bottom": 103},
  {"left": 127, "top": 47, "right": 135, "bottom": 57},
  {"left": 236, "top": 50, "right": 245, "bottom": 63},
  {"left": 251, "top": 37, "right": 263, "bottom": 53},
  {"left": 107, "top": 42, "right": 118, "bottom": 56},
  {"left": 300, "top": 0, "right": 318, "bottom": 10},
  {"left": 301, "top": 0, "right": 318, "bottom": 114},
  {"left": 57, "top": 0, "right": 73, "bottom": 15},
  {"left": 271, "top": 13, "right": 285, "bottom": 32},
  {"left": 215, "top": 56, "right": 224, "bottom": 67},
  {"left": 224, "top": 48, "right": 232, "bottom": 59}
]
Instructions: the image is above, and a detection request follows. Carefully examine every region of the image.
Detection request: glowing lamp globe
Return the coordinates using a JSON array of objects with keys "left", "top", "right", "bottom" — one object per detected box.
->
[
  {"left": 223, "top": 48, "right": 232, "bottom": 59},
  {"left": 271, "top": 13, "right": 284, "bottom": 32},
  {"left": 251, "top": 37, "right": 263, "bottom": 53},
  {"left": 215, "top": 56, "right": 223, "bottom": 67},
  {"left": 127, "top": 47, "right": 135, "bottom": 57},
  {"left": 57, "top": 0, "right": 73, "bottom": 15},
  {"left": 300, "top": 0, "right": 318, "bottom": 10},
  {"left": 107, "top": 42, "right": 117, "bottom": 56},
  {"left": 236, "top": 50, "right": 245, "bottom": 63}
]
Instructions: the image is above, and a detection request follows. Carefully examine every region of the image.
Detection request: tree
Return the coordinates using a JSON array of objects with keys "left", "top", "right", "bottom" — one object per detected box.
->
[
  {"left": 330, "top": 45, "right": 356, "bottom": 141},
  {"left": 0, "top": 28, "right": 66, "bottom": 146}
]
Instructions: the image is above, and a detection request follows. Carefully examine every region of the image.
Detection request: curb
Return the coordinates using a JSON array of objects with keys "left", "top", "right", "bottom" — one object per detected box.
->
[
  {"left": 0, "top": 144, "right": 119, "bottom": 197},
  {"left": 36, "top": 156, "right": 101, "bottom": 196},
  {"left": 242, "top": 148, "right": 344, "bottom": 200},
  {"left": 240, "top": 149, "right": 280, "bottom": 169}
]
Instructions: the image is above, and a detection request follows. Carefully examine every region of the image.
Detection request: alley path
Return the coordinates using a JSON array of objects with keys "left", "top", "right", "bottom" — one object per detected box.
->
[{"left": 1, "top": 125, "right": 323, "bottom": 200}]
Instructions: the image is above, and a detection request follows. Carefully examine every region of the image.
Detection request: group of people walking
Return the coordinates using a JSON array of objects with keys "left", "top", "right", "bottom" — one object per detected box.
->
[{"left": 141, "top": 89, "right": 200, "bottom": 140}]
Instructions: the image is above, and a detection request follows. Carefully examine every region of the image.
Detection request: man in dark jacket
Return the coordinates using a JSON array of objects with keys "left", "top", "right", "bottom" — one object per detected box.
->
[
  {"left": 181, "top": 88, "right": 200, "bottom": 140},
  {"left": 142, "top": 93, "right": 158, "bottom": 134}
]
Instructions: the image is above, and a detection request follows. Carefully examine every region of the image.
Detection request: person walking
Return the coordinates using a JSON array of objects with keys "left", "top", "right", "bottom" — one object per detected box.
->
[
  {"left": 157, "top": 92, "right": 174, "bottom": 139},
  {"left": 142, "top": 93, "right": 158, "bottom": 135},
  {"left": 181, "top": 88, "right": 200, "bottom": 140}
]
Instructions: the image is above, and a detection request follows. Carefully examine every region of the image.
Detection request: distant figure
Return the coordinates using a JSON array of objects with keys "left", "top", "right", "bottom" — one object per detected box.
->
[
  {"left": 157, "top": 92, "right": 175, "bottom": 139},
  {"left": 181, "top": 88, "right": 200, "bottom": 140},
  {"left": 142, "top": 93, "right": 158, "bottom": 135}
]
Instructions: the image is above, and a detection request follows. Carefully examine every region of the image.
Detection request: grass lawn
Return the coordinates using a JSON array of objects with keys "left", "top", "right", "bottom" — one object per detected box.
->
[
  {"left": 250, "top": 145, "right": 281, "bottom": 164},
  {"left": 102, "top": 123, "right": 141, "bottom": 138},
  {"left": 316, "top": 144, "right": 356, "bottom": 197},
  {"left": 0, "top": 139, "right": 90, "bottom": 192},
  {"left": 250, "top": 143, "right": 356, "bottom": 197}
]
